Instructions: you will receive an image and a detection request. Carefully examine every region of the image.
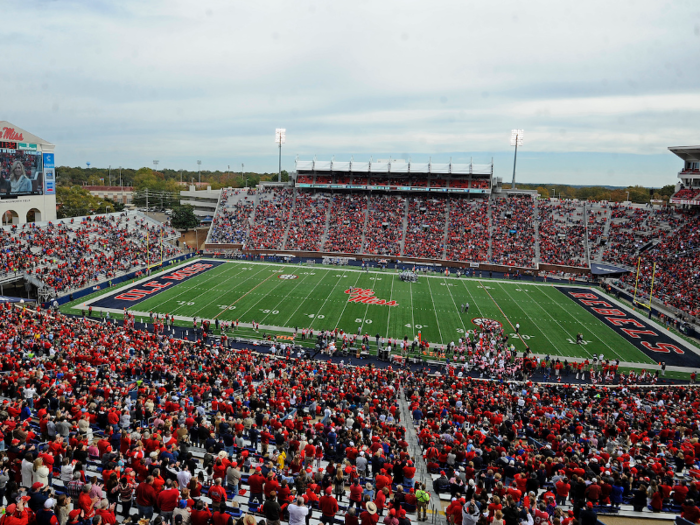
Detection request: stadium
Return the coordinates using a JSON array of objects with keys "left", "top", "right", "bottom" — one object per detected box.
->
[{"left": 2, "top": 112, "right": 700, "bottom": 525}]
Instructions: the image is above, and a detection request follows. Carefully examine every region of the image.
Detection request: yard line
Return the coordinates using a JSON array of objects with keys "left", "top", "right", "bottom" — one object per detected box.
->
[
  {"left": 187, "top": 264, "right": 272, "bottom": 318},
  {"left": 385, "top": 274, "right": 396, "bottom": 339},
  {"left": 333, "top": 271, "right": 365, "bottom": 331},
  {"left": 425, "top": 277, "right": 445, "bottom": 344},
  {"left": 459, "top": 280, "right": 486, "bottom": 321},
  {"left": 160, "top": 263, "right": 250, "bottom": 315},
  {"left": 409, "top": 278, "right": 416, "bottom": 339},
  {"left": 531, "top": 286, "right": 625, "bottom": 361},
  {"left": 281, "top": 269, "right": 336, "bottom": 327},
  {"left": 257, "top": 271, "right": 315, "bottom": 325},
  {"left": 215, "top": 268, "right": 284, "bottom": 320},
  {"left": 442, "top": 277, "right": 467, "bottom": 334},
  {"left": 493, "top": 282, "right": 562, "bottom": 356}
]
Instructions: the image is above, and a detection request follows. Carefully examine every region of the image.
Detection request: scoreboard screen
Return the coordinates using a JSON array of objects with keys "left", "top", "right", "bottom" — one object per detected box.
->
[{"left": 0, "top": 148, "right": 44, "bottom": 196}]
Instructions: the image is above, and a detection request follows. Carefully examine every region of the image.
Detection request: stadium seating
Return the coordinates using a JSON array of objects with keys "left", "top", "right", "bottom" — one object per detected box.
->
[
  {"left": 673, "top": 188, "right": 700, "bottom": 200},
  {"left": 490, "top": 196, "right": 536, "bottom": 268},
  {"left": 538, "top": 201, "right": 587, "bottom": 267},
  {"left": 323, "top": 193, "right": 367, "bottom": 253},
  {"left": 1, "top": 302, "right": 697, "bottom": 525},
  {"left": 285, "top": 192, "right": 328, "bottom": 251},
  {"left": 1, "top": 212, "right": 181, "bottom": 295},
  {"left": 363, "top": 194, "right": 405, "bottom": 256},
  {"left": 445, "top": 198, "right": 489, "bottom": 262},
  {"left": 403, "top": 196, "right": 447, "bottom": 259},
  {"left": 247, "top": 189, "right": 294, "bottom": 250},
  {"left": 209, "top": 189, "right": 255, "bottom": 244}
]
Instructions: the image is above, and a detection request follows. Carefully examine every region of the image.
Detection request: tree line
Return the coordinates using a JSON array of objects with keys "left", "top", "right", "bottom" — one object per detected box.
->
[{"left": 503, "top": 183, "right": 676, "bottom": 204}]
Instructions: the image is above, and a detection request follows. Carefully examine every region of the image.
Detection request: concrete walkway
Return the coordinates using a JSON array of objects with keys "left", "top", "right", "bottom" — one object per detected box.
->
[{"left": 397, "top": 385, "right": 446, "bottom": 525}]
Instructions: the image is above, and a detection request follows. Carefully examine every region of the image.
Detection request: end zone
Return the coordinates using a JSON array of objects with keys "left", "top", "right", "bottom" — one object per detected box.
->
[{"left": 557, "top": 286, "right": 700, "bottom": 368}]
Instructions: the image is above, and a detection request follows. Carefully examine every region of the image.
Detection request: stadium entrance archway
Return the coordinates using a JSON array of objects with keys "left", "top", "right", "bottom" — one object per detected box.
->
[
  {"left": 2, "top": 210, "right": 19, "bottom": 226},
  {"left": 26, "top": 208, "right": 42, "bottom": 223}
]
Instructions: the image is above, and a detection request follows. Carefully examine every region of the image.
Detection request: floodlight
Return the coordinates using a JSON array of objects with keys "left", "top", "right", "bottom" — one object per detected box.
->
[
  {"left": 510, "top": 129, "right": 524, "bottom": 147},
  {"left": 275, "top": 128, "right": 286, "bottom": 145}
]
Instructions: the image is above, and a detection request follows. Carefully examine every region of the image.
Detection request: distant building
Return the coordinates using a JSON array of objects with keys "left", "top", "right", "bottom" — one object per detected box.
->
[
  {"left": 84, "top": 185, "right": 134, "bottom": 205},
  {"left": 180, "top": 185, "right": 221, "bottom": 221},
  {"left": 669, "top": 145, "right": 700, "bottom": 206}
]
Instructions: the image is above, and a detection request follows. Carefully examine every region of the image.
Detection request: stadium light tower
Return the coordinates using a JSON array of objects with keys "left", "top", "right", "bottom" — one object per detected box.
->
[
  {"left": 275, "top": 128, "right": 286, "bottom": 183},
  {"left": 153, "top": 160, "right": 159, "bottom": 174},
  {"left": 197, "top": 160, "right": 202, "bottom": 184},
  {"left": 510, "top": 129, "right": 524, "bottom": 190}
]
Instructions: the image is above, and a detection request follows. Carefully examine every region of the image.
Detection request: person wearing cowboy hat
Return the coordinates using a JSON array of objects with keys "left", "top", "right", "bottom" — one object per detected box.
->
[{"left": 360, "top": 502, "right": 379, "bottom": 525}]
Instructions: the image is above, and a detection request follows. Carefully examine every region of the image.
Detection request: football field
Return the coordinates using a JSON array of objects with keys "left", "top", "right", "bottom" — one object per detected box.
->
[{"left": 69, "top": 258, "right": 700, "bottom": 366}]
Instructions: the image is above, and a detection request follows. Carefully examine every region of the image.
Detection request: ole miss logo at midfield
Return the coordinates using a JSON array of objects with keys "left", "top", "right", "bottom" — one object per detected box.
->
[{"left": 344, "top": 288, "right": 398, "bottom": 306}]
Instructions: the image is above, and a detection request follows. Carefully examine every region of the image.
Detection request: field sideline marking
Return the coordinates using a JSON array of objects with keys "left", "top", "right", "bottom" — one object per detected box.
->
[
  {"left": 332, "top": 271, "right": 365, "bottom": 333},
  {"left": 425, "top": 276, "right": 445, "bottom": 344},
  {"left": 385, "top": 274, "right": 396, "bottom": 339},
  {"left": 532, "top": 286, "right": 628, "bottom": 363},
  {"left": 442, "top": 276, "right": 467, "bottom": 335}
]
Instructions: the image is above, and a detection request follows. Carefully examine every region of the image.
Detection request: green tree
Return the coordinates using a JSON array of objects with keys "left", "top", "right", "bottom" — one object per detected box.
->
[{"left": 170, "top": 205, "right": 200, "bottom": 230}]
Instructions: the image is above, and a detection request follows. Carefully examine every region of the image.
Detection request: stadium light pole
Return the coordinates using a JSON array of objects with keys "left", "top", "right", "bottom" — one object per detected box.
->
[
  {"left": 510, "top": 130, "right": 524, "bottom": 190},
  {"left": 197, "top": 160, "right": 202, "bottom": 185},
  {"left": 153, "top": 160, "right": 159, "bottom": 175},
  {"left": 275, "top": 128, "right": 286, "bottom": 183},
  {"left": 626, "top": 191, "right": 630, "bottom": 202}
]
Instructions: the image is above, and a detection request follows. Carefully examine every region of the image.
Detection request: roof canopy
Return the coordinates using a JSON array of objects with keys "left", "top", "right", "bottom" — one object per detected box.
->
[
  {"left": 296, "top": 158, "right": 491, "bottom": 176},
  {"left": 669, "top": 146, "right": 700, "bottom": 162}
]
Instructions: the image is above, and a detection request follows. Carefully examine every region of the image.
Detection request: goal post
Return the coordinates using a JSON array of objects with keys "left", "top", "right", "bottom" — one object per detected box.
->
[{"left": 632, "top": 257, "right": 656, "bottom": 311}]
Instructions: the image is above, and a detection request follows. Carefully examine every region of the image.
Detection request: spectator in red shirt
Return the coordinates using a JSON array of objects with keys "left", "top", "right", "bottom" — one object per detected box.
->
[
  {"left": 319, "top": 487, "right": 339, "bottom": 525},
  {"left": 135, "top": 476, "right": 157, "bottom": 520},
  {"left": 191, "top": 501, "right": 212, "bottom": 525}
]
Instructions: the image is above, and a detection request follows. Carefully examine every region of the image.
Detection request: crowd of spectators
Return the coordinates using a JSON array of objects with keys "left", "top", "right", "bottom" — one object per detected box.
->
[
  {"left": 323, "top": 194, "right": 367, "bottom": 254},
  {"left": 0, "top": 301, "right": 698, "bottom": 525},
  {"left": 490, "top": 197, "right": 535, "bottom": 268},
  {"left": 538, "top": 202, "right": 587, "bottom": 268},
  {"left": 0, "top": 213, "right": 180, "bottom": 295},
  {"left": 403, "top": 198, "right": 447, "bottom": 259},
  {"left": 209, "top": 190, "right": 255, "bottom": 245},
  {"left": 363, "top": 195, "right": 405, "bottom": 257},
  {"left": 445, "top": 199, "right": 489, "bottom": 263},
  {"left": 619, "top": 211, "right": 700, "bottom": 317},
  {"left": 602, "top": 207, "right": 655, "bottom": 267},
  {"left": 0, "top": 303, "right": 420, "bottom": 525},
  {"left": 408, "top": 363, "right": 700, "bottom": 523},
  {"left": 285, "top": 193, "right": 329, "bottom": 252},
  {"left": 585, "top": 205, "right": 610, "bottom": 262},
  {"left": 247, "top": 190, "right": 294, "bottom": 250}
]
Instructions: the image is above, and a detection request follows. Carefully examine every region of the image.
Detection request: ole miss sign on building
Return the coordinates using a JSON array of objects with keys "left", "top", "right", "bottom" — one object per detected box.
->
[{"left": 557, "top": 287, "right": 700, "bottom": 368}]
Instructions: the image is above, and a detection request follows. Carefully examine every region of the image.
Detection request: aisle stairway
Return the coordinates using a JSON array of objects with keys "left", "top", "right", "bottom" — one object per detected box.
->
[{"left": 399, "top": 198, "right": 409, "bottom": 256}]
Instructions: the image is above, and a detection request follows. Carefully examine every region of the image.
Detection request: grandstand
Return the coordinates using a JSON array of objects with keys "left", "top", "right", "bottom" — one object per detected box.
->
[
  {"left": 0, "top": 210, "right": 183, "bottom": 302},
  {"left": 669, "top": 145, "right": 700, "bottom": 206},
  {"left": 3, "top": 147, "right": 700, "bottom": 525}
]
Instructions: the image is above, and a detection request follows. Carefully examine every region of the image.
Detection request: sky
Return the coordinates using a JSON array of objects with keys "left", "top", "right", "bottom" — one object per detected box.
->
[{"left": 2, "top": 0, "right": 699, "bottom": 186}]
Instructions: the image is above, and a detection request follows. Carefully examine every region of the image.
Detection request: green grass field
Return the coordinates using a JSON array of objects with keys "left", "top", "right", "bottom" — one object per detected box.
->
[{"left": 71, "top": 259, "right": 667, "bottom": 365}]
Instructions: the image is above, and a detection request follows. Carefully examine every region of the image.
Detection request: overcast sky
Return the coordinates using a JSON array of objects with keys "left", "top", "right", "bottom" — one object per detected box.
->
[{"left": 2, "top": 0, "right": 699, "bottom": 186}]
